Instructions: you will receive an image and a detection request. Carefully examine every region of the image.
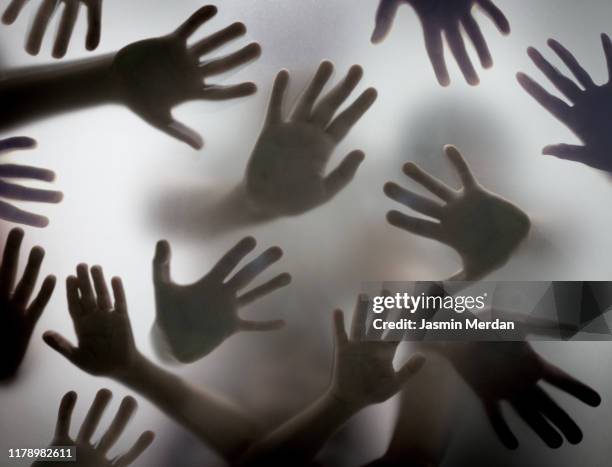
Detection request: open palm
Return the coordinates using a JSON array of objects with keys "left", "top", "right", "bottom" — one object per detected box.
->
[
  {"left": 442, "top": 342, "right": 601, "bottom": 449},
  {"left": 43, "top": 265, "right": 138, "bottom": 378},
  {"left": 372, "top": 0, "right": 510, "bottom": 85},
  {"left": 33, "top": 389, "right": 154, "bottom": 467},
  {"left": 112, "top": 5, "right": 260, "bottom": 149},
  {"left": 518, "top": 34, "right": 612, "bottom": 172},
  {"left": 245, "top": 62, "right": 377, "bottom": 217},
  {"left": 153, "top": 237, "right": 291, "bottom": 362},
  {"left": 385, "top": 145, "right": 530, "bottom": 280}
]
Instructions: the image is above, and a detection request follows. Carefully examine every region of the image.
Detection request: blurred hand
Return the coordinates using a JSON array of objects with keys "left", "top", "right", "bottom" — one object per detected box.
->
[
  {"left": 517, "top": 34, "right": 612, "bottom": 172},
  {"left": 385, "top": 145, "right": 530, "bottom": 280},
  {"left": 112, "top": 5, "right": 260, "bottom": 149},
  {"left": 442, "top": 342, "right": 601, "bottom": 449},
  {"left": 244, "top": 62, "right": 377, "bottom": 217},
  {"left": 153, "top": 237, "right": 291, "bottom": 363},
  {"left": 330, "top": 295, "right": 425, "bottom": 410},
  {"left": 33, "top": 389, "right": 154, "bottom": 467},
  {"left": 43, "top": 265, "right": 138, "bottom": 378},
  {"left": 371, "top": 0, "right": 510, "bottom": 86},
  {"left": 0, "top": 137, "right": 63, "bottom": 228},
  {"left": 2, "top": 0, "right": 102, "bottom": 58},
  {"left": 0, "top": 228, "right": 55, "bottom": 380}
]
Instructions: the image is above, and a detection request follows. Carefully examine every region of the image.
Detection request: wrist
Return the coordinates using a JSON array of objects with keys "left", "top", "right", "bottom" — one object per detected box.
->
[
  {"left": 43, "top": 53, "right": 118, "bottom": 105},
  {"left": 234, "top": 182, "right": 277, "bottom": 221},
  {"left": 113, "top": 350, "right": 148, "bottom": 383},
  {"left": 213, "top": 182, "right": 276, "bottom": 230}
]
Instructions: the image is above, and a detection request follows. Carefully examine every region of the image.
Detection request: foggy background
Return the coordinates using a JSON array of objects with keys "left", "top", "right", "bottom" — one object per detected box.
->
[{"left": 0, "top": 0, "right": 611, "bottom": 466}]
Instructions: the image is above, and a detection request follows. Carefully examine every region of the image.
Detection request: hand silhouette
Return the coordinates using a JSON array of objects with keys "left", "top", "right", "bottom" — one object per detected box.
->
[
  {"left": 371, "top": 0, "right": 510, "bottom": 86},
  {"left": 244, "top": 62, "right": 377, "bottom": 217},
  {"left": 439, "top": 342, "right": 601, "bottom": 449},
  {"left": 239, "top": 295, "right": 425, "bottom": 465},
  {"left": 517, "top": 34, "right": 612, "bottom": 172},
  {"left": 2, "top": 0, "right": 103, "bottom": 58},
  {"left": 42, "top": 264, "right": 259, "bottom": 459},
  {"left": 112, "top": 5, "right": 260, "bottom": 149},
  {"left": 385, "top": 145, "right": 530, "bottom": 280},
  {"left": 43, "top": 265, "right": 138, "bottom": 378},
  {"left": 0, "top": 137, "right": 63, "bottom": 228},
  {"left": 33, "top": 389, "right": 154, "bottom": 467},
  {"left": 1, "top": 228, "right": 55, "bottom": 380},
  {"left": 152, "top": 237, "right": 291, "bottom": 363},
  {"left": 330, "top": 295, "right": 425, "bottom": 410}
]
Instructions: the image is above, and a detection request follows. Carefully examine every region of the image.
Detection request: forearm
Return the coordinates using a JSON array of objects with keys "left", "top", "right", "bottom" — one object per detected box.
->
[
  {"left": 0, "top": 54, "right": 118, "bottom": 131},
  {"left": 385, "top": 353, "right": 455, "bottom": 464},
  {"left": 117, "top": 352, "right": 259, "bottom": 460},
  {"left": 240, "top": 389, "right": 357, "bottom": 465},
  {"left": 196, "top": 182, "right": 275, "bottom": 236}
]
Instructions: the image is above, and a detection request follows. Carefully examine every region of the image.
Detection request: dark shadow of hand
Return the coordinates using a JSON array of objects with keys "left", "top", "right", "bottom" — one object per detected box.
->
[
  {"left": 330, "top": 295, "right": 425, "bottom": 410},
  {"left": 43, "top": 265, "right": 139, "bottom": 378},
  {"left": 152, "top": 237, "right": 291, "bottom": 363},
  {"left": 444, "top": 341, "right": 601, "bottom": 449},
  {"left": 111, "top": 5, "right": 260, "bottom": 149},
  {"left": 245, "top": 62, "right": 377, "bottom": 217},
  {"left": 0, "top": 137, "right": 63, "bottom": 228},
  {"left": 2, "top": 0, "right": 103, "bottom": 58},
  {"left": 372, "top": 0, "right": 510, "bottom": 85},
  {"left": 32, "top": 389, "right": 154, "bottom": 467},
  {"left": 385, "top": 145, "right": 530, "bottom": 280},
  {"left": 517, "top": 34, "right": 612, "bottom": 172},
  {"left": 0, "top": 227, "right": 55, "bottom": 381}
]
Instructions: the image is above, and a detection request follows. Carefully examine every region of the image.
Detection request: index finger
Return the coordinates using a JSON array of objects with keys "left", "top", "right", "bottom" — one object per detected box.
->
[
  {"left": 542, "top": 362, "right": 601, "bottom": 407},
  {"left": 444, "top": 145, "right": 477, "bottom": 188},
  {"left": 516, "top": 72, "right": 571, "bottom": 122},
  {"left": 350, "top": 294, "right": 370, "bottom": 341}
]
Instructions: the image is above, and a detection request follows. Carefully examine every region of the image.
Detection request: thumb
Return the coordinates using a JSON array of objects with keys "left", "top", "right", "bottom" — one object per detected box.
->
[
  {"left": 542, "top": 144, "right": 587, "bottom": 163},
  {"left": 43, "top": 331, "right": 80, "bottom": 366},
  {"left": 324, "top": 150, "right": 365, "bottom": 200},
  {"left": 164, "top": 120, "right": 203, "bottom": 150},
  {"left": 153, "top": 240, "right": 171, "bottom": 285},
  {"left": 143, "top": 110, "right": 203, "bottom": 150},
  {"left": 371, "top": 0, "right": 402, "bottom": 43},
  {"left": 395, "top": 353, "right": 426, "bottom": 385}
]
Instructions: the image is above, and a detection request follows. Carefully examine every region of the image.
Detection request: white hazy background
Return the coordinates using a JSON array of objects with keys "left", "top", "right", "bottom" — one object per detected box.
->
[{"left": 0, "top": 0, "right": 611, "bottom": 466}]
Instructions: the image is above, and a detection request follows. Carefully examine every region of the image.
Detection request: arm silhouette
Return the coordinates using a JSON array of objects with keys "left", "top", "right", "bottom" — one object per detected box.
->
[
  {"left": 152, "top": 236, "right": 291, "bottom": 363},
  {"left": 385, "top": 145, "right": 530, "bottom": 280},
  {"left": 43, "top": 264, "right": 261, "bottom": 460},
  {"left": 240, "top": 295, "right": 425, "bottom": 465},
  {"left": 0, "top": 5, "right": 260, "bottom": 149},
  {"left": 2, "top": 0, "right": 103, "bottom": 58},
  {"left": 517, "top": 34, "right": 612, "bottom": 172},
  {"left": 372, "top": 0, "right": 510, "bottom": 86},
  {"left": 1, "top": 227, "right": 55, "bottom": 381},
  {"left": 32, "top": 389, "right": 154, "bottom": 467},
  {"left": 0, "top": 137, "right": 63, "bottom": 227}
]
